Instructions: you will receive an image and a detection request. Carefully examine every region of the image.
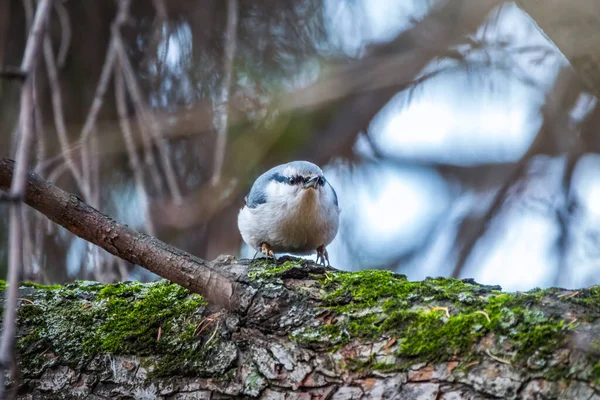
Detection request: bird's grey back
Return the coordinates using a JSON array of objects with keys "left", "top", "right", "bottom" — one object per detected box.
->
[{"left": 245, "top": 161, "right": 323, "bottom": 208}]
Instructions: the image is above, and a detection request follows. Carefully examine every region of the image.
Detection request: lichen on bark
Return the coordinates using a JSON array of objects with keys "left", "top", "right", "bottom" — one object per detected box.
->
[{"left": 9, "top": 257, "right": 600, "bottom": 399}]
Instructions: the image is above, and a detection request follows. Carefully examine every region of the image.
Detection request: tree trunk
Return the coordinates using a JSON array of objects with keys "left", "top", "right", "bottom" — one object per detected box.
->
[{"left": 12, "top": 258, "right": 600, "bottom": 399}]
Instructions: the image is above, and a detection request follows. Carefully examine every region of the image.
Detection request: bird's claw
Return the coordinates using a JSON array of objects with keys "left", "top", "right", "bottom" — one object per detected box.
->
[
  {"left": 261, "top": 243, "right": 274, "bottom": 258},
  {"left": 316, "top": 245, "right": 330, "bottom": 266},
  {"left": 257, "top": 242, "right": 276, "bottom": 264}
]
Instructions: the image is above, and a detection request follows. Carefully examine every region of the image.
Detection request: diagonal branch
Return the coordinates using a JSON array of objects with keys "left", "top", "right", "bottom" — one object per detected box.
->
[{"left": 0, "top": 157, "right": 250, "bottom": 312}]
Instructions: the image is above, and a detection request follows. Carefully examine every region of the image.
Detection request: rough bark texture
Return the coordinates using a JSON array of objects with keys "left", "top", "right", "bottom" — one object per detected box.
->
[{"left": 10, "top": 258, "right": 600, "bottom": 399}]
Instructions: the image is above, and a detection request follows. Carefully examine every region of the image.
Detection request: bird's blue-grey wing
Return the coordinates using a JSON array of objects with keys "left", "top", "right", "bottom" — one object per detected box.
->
[
  {"left": 245, "top": 182, "right": 267, "bottom": 208},
  {"left": 244, "top": 168, "right": 279, "bottom": 208},
  {"left": 328, "top": 182, "right": 339, "bottom": 207}
]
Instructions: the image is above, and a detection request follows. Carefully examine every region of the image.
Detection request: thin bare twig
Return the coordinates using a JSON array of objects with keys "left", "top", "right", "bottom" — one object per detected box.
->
[
  {"left": 21, "top": 205, "right": 34, "bottom": 280},
  {"left": 115, "top": 70, "right": 156, "bottom": 236},
  {"left": 22, "top": 0, "right": 33, "bottom": 38},
  {"left": 135, "top": 119, "right": 166, "bottom": 193},
  {"left": 34, "top": 88, "right": 46, "bottom": 174},
  {"left": 130, "top": 100, "right": 165, "bottom": 192},
  {"left": 145, "top": 0, "right": 170, "bottom": 191},
  {"left": 43, "top": 34, "right": 89, "bottom": 198},
  {"left": 211, "top": 0, "right": 238, "bottom": 185},
  {"left": 33, "top": 85, "right": 48, "bottom": 281},
  {"left": 87, "top": 126, "right": 104, "bottom": 278},
  {"left": 79, "top": 0, "right": 129, "bottom": 144},
  {"left": 53, "top": 0, "right": 71, "bottom": 67},
  {"left": 148, "top": 0, "right": 169, "bottom": 99},
  {"left": 9, "top": 0, "right": 34, "bottom": 158},
  {"left": 0, "top": 0, "right": 52, "bottom": 396},
  {"left": 47, "top": 160, "right": 67, "bottom": 184},
  {"left": 33, "top": 1, "right": 129, "bottom": 178},
  {"left": 90, "top": 130, "right": 100, "bottom": 209},
  {"left": 113, "top": 28, "right": 183, "bottom": 204},
  {"left": 63, "top": 1, "right": 131, "bottom": 281},
  {"left": 77, "top": 0, "right": 130, "bottom": 197}
]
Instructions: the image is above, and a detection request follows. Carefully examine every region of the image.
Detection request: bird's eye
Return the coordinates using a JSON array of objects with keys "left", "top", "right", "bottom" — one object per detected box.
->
[
  {"left": 288, "top": 177, "right": 296, "bottom": 185},
  {"left": 318, "top": 176, "right": 326, "bottom": 186}
]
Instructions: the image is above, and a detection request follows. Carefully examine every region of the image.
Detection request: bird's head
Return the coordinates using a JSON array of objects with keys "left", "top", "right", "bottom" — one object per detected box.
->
[
  {"left": 244, "top": 161, "right": 339, "bottom": 210},
  {"left": 269, "top": 161, "right": 327, "bottom": 198},
  {"left": 258, "top": 161, "right": 337, "bottom": 205}
]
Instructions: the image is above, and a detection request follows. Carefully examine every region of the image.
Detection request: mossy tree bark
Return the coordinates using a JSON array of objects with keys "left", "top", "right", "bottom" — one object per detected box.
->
[
  {"left": 11, "top": 258, "right": 600, "bottom": 399},
  {"left": 2, "top": 0, "right": 600, "bottom": 397},
  {"left": 2, "top": 156, "right": 600, "bottom": 398}
]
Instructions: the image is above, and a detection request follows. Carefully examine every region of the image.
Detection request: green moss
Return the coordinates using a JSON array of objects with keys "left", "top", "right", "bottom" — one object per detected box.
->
[
  {"left": 563, "top": 285, "right": 600, "bottom": 311},
  {"left": 593, "top": 361, "right": 600, "bottom": 386},
  {"left": 15, "top": 268, "right": 593, "bottom": 382},
  {"left": 483, "top": 295, "right": 565, "bottom": 358},
  {"left": 0, "top": 280, "right": 6, "bottom": 291},
  {"left": 290, "top": 321, "right": 344, "bottom": 346},
  {"left": 90, "top": 281, "right": 206, "bottom": 355},
  {"left": 248, "top": 259, "right": 304, "bottom": 280},
  {"left": 397, "top": 311, "right": 484, "bottom": 359},
  {"left": 292, "top": 270, "right": 571, "bottom": 372},
  {"left": 321, "top": 270, "right": 487, "bottom": 312},
  {"left": 370, "top": 361, "right": 400, "bottom": 372},
  {"left": 17, "top": 279, "right": 213, "bottom": 380}
]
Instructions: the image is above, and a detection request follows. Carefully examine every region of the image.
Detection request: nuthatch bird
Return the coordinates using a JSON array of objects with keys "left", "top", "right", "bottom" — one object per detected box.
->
[{"left": 238, "top": 161, "right": 340, "bottom": 266}]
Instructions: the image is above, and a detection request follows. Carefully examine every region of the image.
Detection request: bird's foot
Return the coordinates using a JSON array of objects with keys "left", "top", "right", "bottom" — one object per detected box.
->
[
  {"left": 316, "top": 245, "right": 330, "bottom": 266},
  {"left": 259, "top": 242, "right": 277, "bottom": 264}
]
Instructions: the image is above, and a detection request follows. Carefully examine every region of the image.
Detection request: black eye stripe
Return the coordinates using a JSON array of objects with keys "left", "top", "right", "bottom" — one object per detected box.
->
[{"left": 270, "top": 173, "right": 326, "bottom": 186}]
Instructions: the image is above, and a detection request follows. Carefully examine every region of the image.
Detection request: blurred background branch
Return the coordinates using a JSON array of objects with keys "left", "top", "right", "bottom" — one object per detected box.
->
[{"left": 0, "top": 0, "right": 52, "bottom": 395}]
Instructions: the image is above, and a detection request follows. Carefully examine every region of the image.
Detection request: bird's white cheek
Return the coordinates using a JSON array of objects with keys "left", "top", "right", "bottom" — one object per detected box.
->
[{"left": 266, "top": 182, "right": 299, "bottom": 203}]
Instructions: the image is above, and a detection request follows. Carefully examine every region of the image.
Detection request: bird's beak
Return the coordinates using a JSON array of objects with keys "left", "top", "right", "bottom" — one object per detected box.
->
[{"left": 303, "top": 176, "right": 319, "bottom": 189}]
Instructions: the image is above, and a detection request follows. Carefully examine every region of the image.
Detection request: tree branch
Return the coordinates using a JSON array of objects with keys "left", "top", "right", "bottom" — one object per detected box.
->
[
  {"left": 0, "top": 157, "right": 252, "bottom": 312},
  {"left": 14, "top": 265, "right": 600, "bottom": 398}
]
